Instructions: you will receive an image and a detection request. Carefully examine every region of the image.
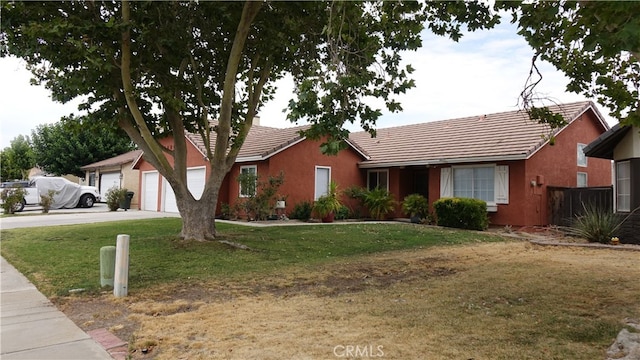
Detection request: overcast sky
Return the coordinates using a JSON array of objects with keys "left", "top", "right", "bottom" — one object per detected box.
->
[{"left": 0, "top": 19, "right": 615, "bottom": 150}]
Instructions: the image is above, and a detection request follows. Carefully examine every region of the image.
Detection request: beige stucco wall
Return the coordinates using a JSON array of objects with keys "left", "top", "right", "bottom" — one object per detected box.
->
[
  {"left": 613, "top": 126, "right": 640, "bottom": 160},
  {"left": 84, "top": 163, "right": 140, "bottom": 208}
]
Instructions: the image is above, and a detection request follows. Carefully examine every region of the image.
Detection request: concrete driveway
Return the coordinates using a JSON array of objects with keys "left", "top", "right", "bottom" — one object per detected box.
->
[{"left": 0, "top": 204, "right": 180, "bottom": 230}]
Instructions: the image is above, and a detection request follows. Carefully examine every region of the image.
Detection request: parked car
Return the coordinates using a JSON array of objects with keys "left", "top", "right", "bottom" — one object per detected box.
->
[
  {"left": 0, "top": 181, "right": 38, "bottom": 212},
  {"left": 0, "top": 177, "right": 101, "bottom": 212}
]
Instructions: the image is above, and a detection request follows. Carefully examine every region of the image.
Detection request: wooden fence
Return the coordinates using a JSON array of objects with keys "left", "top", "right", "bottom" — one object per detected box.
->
[{"left": 548, "top": 186, "right": 613, "bottom": 227}]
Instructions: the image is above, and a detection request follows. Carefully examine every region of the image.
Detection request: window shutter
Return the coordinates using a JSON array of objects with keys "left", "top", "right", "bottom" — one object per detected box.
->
[
  {"left": 495, "top": 165, "right": 509, "bottom": 204},
  {"left": 440, "top": 167, "right": 452, "bottom": 198}
]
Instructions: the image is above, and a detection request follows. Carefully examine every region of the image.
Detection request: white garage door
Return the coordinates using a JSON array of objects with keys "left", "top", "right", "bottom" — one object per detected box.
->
[
  {"left": 100, "top": 173, "right": 121, "bottom": 201},
  {"left": 142, "top": 171, "right": 159, "bottom": 211},
  {"left": 162, "top": 167, "right": 206, "bottom": 213}
]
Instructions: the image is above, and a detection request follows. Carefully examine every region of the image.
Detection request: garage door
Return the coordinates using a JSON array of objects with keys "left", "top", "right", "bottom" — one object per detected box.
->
[
  {"left": 100, "top": 173, "right": 121, "bottom": 201},
  {"left": 162, "top": 167, "right": 206, "bottom": 213},
  {"left": 142, "top": 171, "right": 159, "bottom": 211}
]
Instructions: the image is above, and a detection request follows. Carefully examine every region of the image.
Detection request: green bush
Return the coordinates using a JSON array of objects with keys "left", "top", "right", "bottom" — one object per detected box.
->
[
  {"left": 433, "top": 197, "right": 489, "bottom": 231},
  {"left": 1, "top": 187, "right": 27, "bottom": 214},
  {"left": 289, "top": 201, "right": 313, "bottom": 221},
  {"left": 402, "top": 193, "right": 429, "bottom": 218},
  {"left": 566, "top": 203, "right": 623, "bottom": 243},
  {"left": 39, "top": 189, "right": 57, "bottom": 214},
  {"left": 334, "top": 205, "right": 351, "bottom": 220},
  {"left": 363, "top": 187, "right": 396, "bottom": 220},
  {"left": 105, "top": 186, "right": 128, "bottom": 211}
]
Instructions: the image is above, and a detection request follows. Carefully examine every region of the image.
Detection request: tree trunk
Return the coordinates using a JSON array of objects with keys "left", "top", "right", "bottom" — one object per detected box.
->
[
  {"left": 173, "top": 167, "right": 227, "bottom": 241},
  {"left": 178, "top": 196, "right": 218, "bottom": 241}
]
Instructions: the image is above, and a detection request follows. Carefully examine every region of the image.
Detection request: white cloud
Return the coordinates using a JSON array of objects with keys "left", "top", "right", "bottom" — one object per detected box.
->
[{"left": 0, "top": 19, "right": 615, "bottom": 149}]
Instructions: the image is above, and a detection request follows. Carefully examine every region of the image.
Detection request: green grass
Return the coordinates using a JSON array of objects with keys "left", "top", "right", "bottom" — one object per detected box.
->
[{"left": 0, "top": 219, "right": 505, "bottom": 296}]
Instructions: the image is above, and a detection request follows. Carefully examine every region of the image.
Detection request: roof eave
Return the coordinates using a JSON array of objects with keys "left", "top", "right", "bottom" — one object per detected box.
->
[{"left": 358, "top": 154, "right": 528, "bottom": 168}]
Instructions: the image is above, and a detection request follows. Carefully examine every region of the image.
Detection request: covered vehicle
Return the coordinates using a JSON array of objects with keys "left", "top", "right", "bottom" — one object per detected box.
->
[{"left": 31, "top": 177, "right": 101, "bottom": 209}]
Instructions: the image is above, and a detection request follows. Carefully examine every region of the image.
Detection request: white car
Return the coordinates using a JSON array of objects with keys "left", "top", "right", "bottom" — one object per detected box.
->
[{"left": 1, "top": 177, "right": 101, "bottom": 212}]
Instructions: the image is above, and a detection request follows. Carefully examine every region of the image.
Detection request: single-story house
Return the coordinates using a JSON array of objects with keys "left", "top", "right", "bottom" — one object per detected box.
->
[
  {"left": 132, "top": 121, "right": 368, "bottom": 214},
  {"left": 351, "top": 101, "right": 612, "bottom": 227},
  {"left": 133, "top": 101, "right": 612, "bottom": 227},
  {"left": 584, "top": 123, "right": 640, "bottom": 244},
  {"left": 80, "top": 150, "right": 143, "bottom": 207}
]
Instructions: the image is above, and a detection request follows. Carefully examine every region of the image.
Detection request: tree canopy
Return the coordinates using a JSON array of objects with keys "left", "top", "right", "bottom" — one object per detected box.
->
[
  {"left": 1, "top": 1, "right": 497, "bottom": 240},
  {"left": 31, "top": 116, "right": 135, "bottom": 177},
  {"left": 497, "top": 1, "right": 640, "bottom": 128},
  {"left": 0, "top": 135, "right": 35, "bottom": 181}
]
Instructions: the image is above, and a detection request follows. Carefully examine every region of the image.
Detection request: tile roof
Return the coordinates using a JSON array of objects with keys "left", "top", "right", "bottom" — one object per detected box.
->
[
  {"left": 80, "top": 150, "right": 143, "bottom": 170},
  {"left": 186, "top": 122, "right": 370, "bottom": 162},
  {"left": 186, "top": 123, "right": 311, "bottom": 162},
  {"left": 350, "top": 101, "right": 605, "bottom": 168}
]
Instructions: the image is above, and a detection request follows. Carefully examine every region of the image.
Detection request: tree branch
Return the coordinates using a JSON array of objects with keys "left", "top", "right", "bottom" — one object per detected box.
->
[{"left": 120, "top": 0, "right": 172, "bottom": 173}]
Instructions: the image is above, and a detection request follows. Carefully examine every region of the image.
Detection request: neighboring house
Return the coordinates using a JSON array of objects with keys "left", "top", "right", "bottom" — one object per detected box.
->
[
  {"left": 584, "top": 124, "right": 640, "bottom": 244},
  {"left": 132, "top": 124, "right": 368, "bottom": 214},
  {"left": 132, "top": 101, "right": 611, "bottom": 228},
  {"left": 350, "top": 101, "right": 612, "bottom": 227},
  {"left": 80, "top": 150, "right": 143, "bottom": 207}
]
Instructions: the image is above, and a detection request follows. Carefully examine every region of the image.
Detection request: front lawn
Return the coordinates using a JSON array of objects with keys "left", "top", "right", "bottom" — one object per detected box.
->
[{"left": 0, "top": 219, "right": 502, "bottom": 296}]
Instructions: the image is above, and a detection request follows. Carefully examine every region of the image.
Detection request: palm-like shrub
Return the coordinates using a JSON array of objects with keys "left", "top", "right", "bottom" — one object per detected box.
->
[
  {"left": 402, "top": 193, "right": 429, "bottom": 218},
  {"left": 363, "top": 187, "right": 396, "bottom": 220},
  {"left": 567, "top": 203, "right": 623, "bottom": 243}
]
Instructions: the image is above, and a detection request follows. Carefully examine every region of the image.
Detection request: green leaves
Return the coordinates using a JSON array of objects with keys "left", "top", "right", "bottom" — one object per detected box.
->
[
  {"left": 498, "top": 1, "right": 640, "bottom": 126},
  {"left": 30, "top": 115, "right": 134, "bottom": 177}
]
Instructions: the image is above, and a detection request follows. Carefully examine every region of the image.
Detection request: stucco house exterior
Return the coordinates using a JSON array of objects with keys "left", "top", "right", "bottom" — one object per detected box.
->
[
  {"left": 132, "top": 124, "right": 368, "bottom": 214},
  {"left": 351, "top": 101, "right": 612, "bottom": 227},
  {"left": 131, "top": 101, "right": 611, "bottom": 227},
  {"left": 584, "top": 124, "right": 640, "bottom": 244},
  {"left": 80, "top": 150, "right": 143, "bottom": 208}
]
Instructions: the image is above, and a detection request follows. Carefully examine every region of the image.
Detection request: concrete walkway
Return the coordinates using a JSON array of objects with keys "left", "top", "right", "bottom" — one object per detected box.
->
[{"left": 0, "top": 256, "right": 113, "bottom": 359}]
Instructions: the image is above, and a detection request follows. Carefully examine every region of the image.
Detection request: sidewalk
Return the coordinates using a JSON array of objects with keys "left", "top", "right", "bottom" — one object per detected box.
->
[{"left": 0, "top": 256, "right": 114, "bottom": 359}]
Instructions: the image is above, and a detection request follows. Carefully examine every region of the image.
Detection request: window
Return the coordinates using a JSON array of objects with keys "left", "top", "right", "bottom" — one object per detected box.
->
[
  {"left": 577, "top": 172, "right": 587, "bottom": 188},
  {"left": 315, "top": 166, "right": 331, "bottom": 200},
  {"left": 616, "top": 161, "right": 631, "bottom": 212},
  {"left": 453, "top": 166, "right": 495, "bottom": 202},
  {"left": 367, "top": 170, "right": 388, "bottom": 190},
  {"left": 239, "top": 165, "right": 257, "bottom": 197},
  {"left": 441, "top": 165, "right": 509, "bottom": 205},
  {"left": 577, "top": 143, "right": 587, "bottom": 167}
]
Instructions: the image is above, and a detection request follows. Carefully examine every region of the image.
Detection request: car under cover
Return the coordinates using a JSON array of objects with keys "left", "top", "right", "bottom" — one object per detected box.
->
[{"left": 31, "top": 177, "right": 85, "bottom": 209}]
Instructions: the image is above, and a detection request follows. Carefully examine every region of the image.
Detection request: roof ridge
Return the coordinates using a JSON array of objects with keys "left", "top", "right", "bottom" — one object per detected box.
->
[{"left": 350, "top": 100, "right": 592, "bottom": 136}]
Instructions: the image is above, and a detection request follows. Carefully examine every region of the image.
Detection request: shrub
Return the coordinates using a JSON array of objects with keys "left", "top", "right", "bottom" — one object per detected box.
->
[
  {"left": 290, "top": 201, "right": 313, "bottom": 221},
  {"left": 433, "top": 197, "right": 489, "bottom": 231},
  {"left": 402, "top": 193, "right": 429, "bottom": 218},
  {"left": 566, "top": 203, "right": 623, "bottom": 243},
  {"left": 363, "top": 187, "right": 396, "bottom": 220},
  {"left": 334, "top": 205, "right": 351, "bottom": 220},
  {"left": 219, "top": 203, "right": 235, "bottom": 220},
  {"left": 1, "top": 187, "right": 27, "bottom": 214},
  {"left": 313, "top": 181, "right": 342, "bottom": 219},
  {"left": 105, "top": 186, "right": 128, "bottom": 211},
  {"left": 236, "top": 172, "right": 284, "bottom": 221},
  {"left": 39, "top": 189, "right": 57, "bottom": 213}
]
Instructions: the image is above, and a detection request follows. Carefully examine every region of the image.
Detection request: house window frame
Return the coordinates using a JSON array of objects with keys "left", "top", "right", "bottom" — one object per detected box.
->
[
  {"left": 577, "top": 143, "right": 588, "bottom": 167},
  {"left": 239, "top": 165, "right": 257, "bottom": 198},
  {"left": 452, "top": 164, "right": 496, "bottom": 204},
  {"left": 577, "top": 172, "right": 588, "bottom": 188},
  {"left": 616, "top": 161, "right": 631, "bottom": 212},
  {"left": 367, "top": 169, "right": 389, "bottom": 191},
  {"left": 315, "top": 166, "right": 331, "bottom": 200}
]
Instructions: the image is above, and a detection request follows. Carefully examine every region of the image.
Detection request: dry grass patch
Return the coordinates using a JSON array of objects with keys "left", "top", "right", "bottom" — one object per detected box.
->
[{"left": 123, "top": 242, "right": 640, "bottom": 359}]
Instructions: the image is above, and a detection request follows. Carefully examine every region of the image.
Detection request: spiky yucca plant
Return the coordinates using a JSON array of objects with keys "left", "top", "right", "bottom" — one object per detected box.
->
[{"left": 568, "top": 203, "right": 623, "bottom": 244}]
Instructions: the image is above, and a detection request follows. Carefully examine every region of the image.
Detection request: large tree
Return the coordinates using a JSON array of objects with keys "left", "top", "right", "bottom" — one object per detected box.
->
[
  {"left": 2, "top": 1, "right": 497, "bottom": 240},
  {"left": 497, "top": 1, "right": 640, "bottom": 128},
  {"left": 31, "top": 115, "right": 134, "bottom": 177},
  {"left": 0, "top": 135, "right": 35, "bottom": 181}
]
